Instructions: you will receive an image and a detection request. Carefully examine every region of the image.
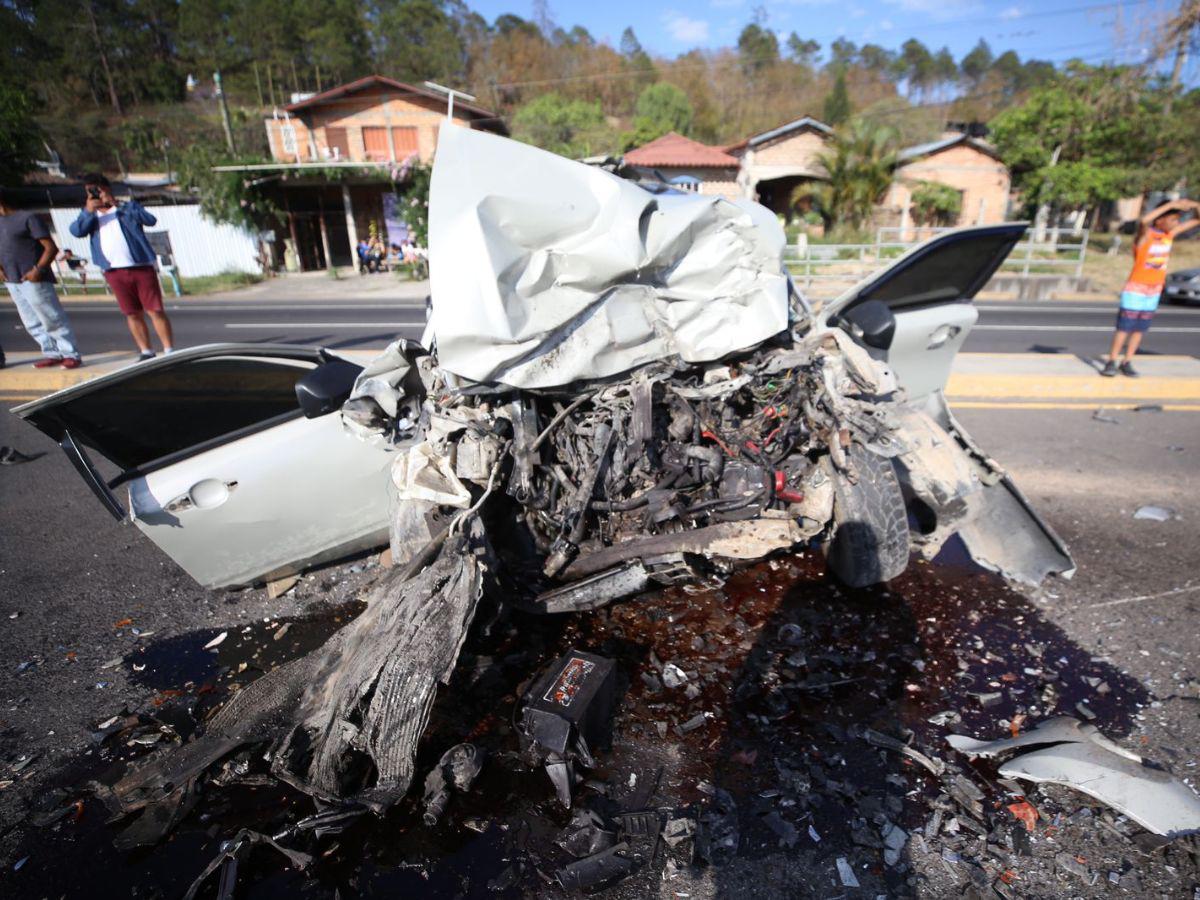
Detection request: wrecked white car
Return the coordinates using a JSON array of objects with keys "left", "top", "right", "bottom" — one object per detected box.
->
[{"left": 13, "top": 127, "right": 1075, "bottom": 823}]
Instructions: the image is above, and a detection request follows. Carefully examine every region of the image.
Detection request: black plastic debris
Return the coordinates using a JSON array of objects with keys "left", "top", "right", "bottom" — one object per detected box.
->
[
  {"left": 0, "top": 446, "right": 40, "bottom": 466},
  {"left": 518, "top": 649, "right": 617, "bottom": 806},
  {"left": 421, "top": 742, "right": 485, "bottom": 825},
  {"left": 695, "top": 787, "right": 740, "bottom": 865},
  {"left": 555, "top": 842, "right": 635, "bottom": 890}
]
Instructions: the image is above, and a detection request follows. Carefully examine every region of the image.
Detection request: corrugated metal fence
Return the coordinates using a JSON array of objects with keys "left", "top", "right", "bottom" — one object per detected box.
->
[{"left": 49, "top": 204, "right": 259, "bottom": 279}]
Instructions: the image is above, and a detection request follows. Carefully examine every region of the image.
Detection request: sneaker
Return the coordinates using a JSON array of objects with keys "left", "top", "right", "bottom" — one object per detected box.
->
[
  {"left": 163, "top": 347, "right": 175, "bottom": 355},
  {"left": 33, "top": 356, "right": 63, "bottom": 368},
  {"left": 137, "top": 350, "right": 156, "bottom": 361},
  {"left": 1120, "top": 360, "right": 1139, "bottom": 378},
  {"left": 60, "top": 357, "right": 83, "bottom": 370},
  {"left": 1099, "top": 360, "right": 1118, "bottom": 377}
]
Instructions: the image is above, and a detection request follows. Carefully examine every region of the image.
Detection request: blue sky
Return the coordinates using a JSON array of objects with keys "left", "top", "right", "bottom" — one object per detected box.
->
[{"left": 467, "top": 0, "right": 1181, "bottom": 70}]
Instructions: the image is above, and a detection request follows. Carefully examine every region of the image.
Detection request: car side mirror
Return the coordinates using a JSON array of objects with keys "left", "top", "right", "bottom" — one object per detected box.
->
[
  {"left": 295, "top": 357, "right": 363, "bottom": 418},
  {"left": 837, "top": 300, "right": 896, "bottom": 350}
]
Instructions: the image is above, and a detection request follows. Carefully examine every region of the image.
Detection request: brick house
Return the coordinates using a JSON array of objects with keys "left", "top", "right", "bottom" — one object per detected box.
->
[
  {"left": 618, "top": 118, "right": 1011, "bottom": 236},
  {"left": 622, "top": 133, "right": 741, "bottom": 199},
  {"left": 254, "top": 75, "right": 505, "bottom": 271},
  {"left": 883, "top": 134, "right": 1012, "bottom": 238},
  {"left": 724, "top": 116, "right": 834, "bottom": 215}
]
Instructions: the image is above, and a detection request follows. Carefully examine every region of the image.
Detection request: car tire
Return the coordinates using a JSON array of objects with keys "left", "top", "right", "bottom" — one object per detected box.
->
[{"left": 824, "top": 442, "right": 910, "bottom": 588}]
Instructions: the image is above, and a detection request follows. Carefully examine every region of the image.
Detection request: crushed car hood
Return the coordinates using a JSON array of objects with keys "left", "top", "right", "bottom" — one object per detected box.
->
[{"left": 426, "top": 125, "right": 792, "bottom": 389}]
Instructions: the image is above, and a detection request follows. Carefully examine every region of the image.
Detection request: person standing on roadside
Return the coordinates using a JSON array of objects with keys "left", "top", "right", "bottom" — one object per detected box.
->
[
  {"left": 70, "top": 174, "right": 174, "bottom": 360},
  {"left": 0, "top": 188, "right": 83, "bottom": 369},
  {"left": 1101, "top": 198, "right": 1200, "bottom": 377}
]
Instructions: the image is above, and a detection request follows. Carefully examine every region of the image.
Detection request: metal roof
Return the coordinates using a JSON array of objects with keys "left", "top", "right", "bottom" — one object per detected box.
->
[
  {"left": 743, "top": 116, "right": 834, "bottom": 149},
  {"left": 898, "top": 134, "right": 1002, "bottom": 163}
]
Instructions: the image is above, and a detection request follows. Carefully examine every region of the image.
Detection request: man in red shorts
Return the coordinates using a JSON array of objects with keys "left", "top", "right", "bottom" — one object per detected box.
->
[{"left": 70, "top": 173, "right": 175, "bottom": 360}]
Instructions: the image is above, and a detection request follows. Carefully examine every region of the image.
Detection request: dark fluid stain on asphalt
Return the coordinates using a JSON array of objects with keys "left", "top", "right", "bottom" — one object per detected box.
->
[{"left": 0, "top": 549, "right": 1158, "bottom": 899}]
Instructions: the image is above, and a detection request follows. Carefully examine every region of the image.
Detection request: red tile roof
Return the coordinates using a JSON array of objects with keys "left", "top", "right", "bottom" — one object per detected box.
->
[{"left": 624, "top": 132, "right": 739, "bottom": 168}]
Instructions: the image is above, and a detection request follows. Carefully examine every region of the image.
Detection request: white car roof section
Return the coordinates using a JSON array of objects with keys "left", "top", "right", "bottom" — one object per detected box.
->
[{"left": 427, "top": 125, "right": 790, "bottom": 389}]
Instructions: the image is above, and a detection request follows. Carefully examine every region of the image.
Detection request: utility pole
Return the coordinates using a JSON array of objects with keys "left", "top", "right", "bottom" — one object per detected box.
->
[{"left": 214, "top": 71, "right": 237, "bottom": 155}]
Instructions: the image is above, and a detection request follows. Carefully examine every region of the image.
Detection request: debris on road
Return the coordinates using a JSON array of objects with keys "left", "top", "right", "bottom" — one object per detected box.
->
[
  {"left": 0, "top": 445, "right": 39, "bottom": 465},
  {"left": 1134, "top": 505, "right": 1176, "bottom": 521},
  {"left": 421, "top": 743, "right": 484, "bottom": 825},
  {"left": 948, "top": 718, "right": 1200, "bottom": 837},
  {"left": 202, "top": 631, "right": 227, "bottom": 650},
  {"left": 518, "top": 650, "right": 617, "bottom": 806}
]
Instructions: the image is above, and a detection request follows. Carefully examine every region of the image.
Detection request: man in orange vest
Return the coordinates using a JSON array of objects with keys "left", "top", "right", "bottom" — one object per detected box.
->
[{"left": 1102, "top": 198, "right": 1200, "bottom": 377}]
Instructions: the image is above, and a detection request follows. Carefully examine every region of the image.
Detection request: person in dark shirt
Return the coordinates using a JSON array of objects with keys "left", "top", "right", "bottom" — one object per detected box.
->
[{"left": 0, "top": 188, "right": 82, "bottom": 368}]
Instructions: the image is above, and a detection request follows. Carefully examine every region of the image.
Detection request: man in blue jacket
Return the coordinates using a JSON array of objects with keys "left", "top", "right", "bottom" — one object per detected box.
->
[{"left": 70, "top": 174, "right": 175, "bottom": 360}]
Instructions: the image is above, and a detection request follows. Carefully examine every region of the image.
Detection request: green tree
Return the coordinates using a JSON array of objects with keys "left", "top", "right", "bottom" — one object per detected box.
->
[
  {"left": 619, "top": 27, "right": 656, "bottom": 94},
  {"left": 511, "top": 92, "right": 615, "bottom": 158},
  {"left": 822, "top": 70, "right": 852, "bottom": 126},
  {"left": 932, "top": 46, "right": 958, "bottom": 97},
  {"left": 910, "top": 181, "right": 962, "bottom": 225},
  {"left": 858, "top": 44, "right": 895, "bottom": 76},
  {"left": 899, "top": 38, "right": 934, "bottom": 97},
  {"left": 374, "top": 0, "right": 465, "bottom": 83},
  {"left": 737, "top": 23, "right": 779, "bottom": 74},
  {"left": 827, "top": 37, "right": 858, "bottom": 72},
  {"left": 814, "top": 119, "right": 898, "bottom": 231},
  {"left": 786, "top": 34, "right": 820, "bottom": 67},
  {"left": 626, "top": 82, "right": 694, "bottom": 147},
  {"left": 0, "top": 81, "right": 42, "bottom": 185},
  {"left": 989, "top": 65, "right": 1168, "bottom": 215},
  {"left": 960, "top": 39, "right": 994, "bottom": 85}
]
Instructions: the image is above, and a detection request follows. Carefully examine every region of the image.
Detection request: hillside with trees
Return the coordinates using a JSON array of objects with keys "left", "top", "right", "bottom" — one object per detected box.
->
[{"left": 2, "top": 0, "right": 1197, "bottom": 231}]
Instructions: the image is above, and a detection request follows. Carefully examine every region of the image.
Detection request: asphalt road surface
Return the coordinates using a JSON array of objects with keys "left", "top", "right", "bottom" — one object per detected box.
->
[
  {"left": 2, "top": 403, "right": 1198, "bottom": 897},
  {"left": 3, "top": 296, "right": 1199, "bottom": 357}
]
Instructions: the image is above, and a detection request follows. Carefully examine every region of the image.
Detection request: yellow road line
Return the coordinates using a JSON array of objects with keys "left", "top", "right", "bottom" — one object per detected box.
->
[
  {"left": 946, "top": 373, "right": 1200, "bottom": 400},
  {"left": 950, "top": 401, "right": 1200, "bottom": 411}
]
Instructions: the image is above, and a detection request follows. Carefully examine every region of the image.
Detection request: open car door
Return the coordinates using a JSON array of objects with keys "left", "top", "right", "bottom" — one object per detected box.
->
[
  {"left": 821, "top": 225, "right": 1075, "bottom": 584},
  {"left": 13, "top": 344, "right": 395, "bottom": 589}
]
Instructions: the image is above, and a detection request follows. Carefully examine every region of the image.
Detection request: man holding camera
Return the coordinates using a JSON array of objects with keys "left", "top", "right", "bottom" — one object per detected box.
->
[
  {"left": 70, "top": 173, "right": 174, "bottom": 360},
  {"left": 0, "top": 188, "right": 83, "bottom": 369}
]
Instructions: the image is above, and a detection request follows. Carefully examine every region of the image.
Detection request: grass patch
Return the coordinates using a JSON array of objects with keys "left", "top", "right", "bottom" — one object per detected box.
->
[{"left": 180, "top": 271, "right": 264, "bottom": 295}]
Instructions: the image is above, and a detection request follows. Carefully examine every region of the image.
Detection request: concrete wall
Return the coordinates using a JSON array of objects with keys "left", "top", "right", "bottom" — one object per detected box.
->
[
  {"left": 265, "top": 88, "right": 476, "bottom": 165},
  {"left": 887, "top": 145, "right": 1011, "bottom": 229}
]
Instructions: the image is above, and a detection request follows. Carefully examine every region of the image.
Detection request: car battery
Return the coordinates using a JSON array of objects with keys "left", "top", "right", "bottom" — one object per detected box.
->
[{"left": 518, "top": 649, "right": 617, "bottom": 806}]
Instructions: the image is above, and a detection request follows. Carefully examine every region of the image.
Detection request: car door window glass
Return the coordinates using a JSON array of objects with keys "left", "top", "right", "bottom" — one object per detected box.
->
[
  {"left": 855, "top": 230, "right": 1022, "bottom": 309},
  {"left": 47, "top": 357, "right": 312, "bottom": 470}
]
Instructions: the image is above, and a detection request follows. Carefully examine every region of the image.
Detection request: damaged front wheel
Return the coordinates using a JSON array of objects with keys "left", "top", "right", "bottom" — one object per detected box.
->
[{"left": 824, "top": 443, "right": 909, "bottom": 589}]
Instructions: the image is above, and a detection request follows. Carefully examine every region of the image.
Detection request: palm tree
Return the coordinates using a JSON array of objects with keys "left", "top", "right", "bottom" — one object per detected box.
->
[{"left": 810, "top": 120, "right": 899, "bottom": 233}]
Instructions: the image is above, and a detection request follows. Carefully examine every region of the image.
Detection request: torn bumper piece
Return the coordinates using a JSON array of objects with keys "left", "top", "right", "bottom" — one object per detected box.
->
[
  {"left": 1000, "top": 743, "right": 1200, "bottom": 839},
  {"left": 518, "top": 650, "right": 617, "bottom": 806},
  {"left": 946, "top": 718, "right": 1200, "bottom": 838}
]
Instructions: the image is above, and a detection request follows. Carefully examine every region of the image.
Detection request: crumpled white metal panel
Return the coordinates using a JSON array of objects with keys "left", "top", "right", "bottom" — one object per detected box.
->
[{"left": 427, "top": 126, "right": 790, "bottom": 388}]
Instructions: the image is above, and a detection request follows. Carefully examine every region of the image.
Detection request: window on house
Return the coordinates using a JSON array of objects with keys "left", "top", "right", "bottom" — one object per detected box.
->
[
  {"left": 391, "top": 127, "right": 419, "bottom": 159},
  {"left": 325, "top": 127, "right": 350, "bottom": 161},
  {"left": 280, "top": 123, "right": 298, "bottom": 157},
  {"left": 362, "top": 126, "right": 390, "bottom": 161}
]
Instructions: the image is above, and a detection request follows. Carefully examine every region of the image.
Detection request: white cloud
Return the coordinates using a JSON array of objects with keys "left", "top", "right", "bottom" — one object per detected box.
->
[
  {"left": 999, "top": 5, "right": 1022, "bottom": 19},
  {"left": 662, "top": 10, "right": 711, "bottom": 43},
  {"left": 879, "top": 17, "right": 894, "bottom": 29}
]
